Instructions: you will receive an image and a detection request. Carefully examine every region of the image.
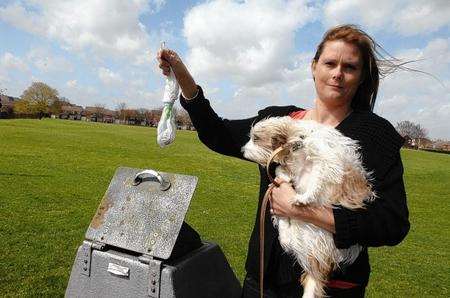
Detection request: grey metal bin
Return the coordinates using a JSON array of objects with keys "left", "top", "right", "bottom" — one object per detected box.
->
[{"left": 66, "top": 167, "right": 241, "bottom": 298}]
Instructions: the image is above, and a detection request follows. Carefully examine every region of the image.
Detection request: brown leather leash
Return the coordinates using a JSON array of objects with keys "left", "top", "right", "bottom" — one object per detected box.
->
[{"left": 259, "top": 146, "right": 285, "bottom": 298}]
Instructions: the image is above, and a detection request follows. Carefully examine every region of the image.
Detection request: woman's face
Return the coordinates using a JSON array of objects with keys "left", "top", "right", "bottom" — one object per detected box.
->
[{"left": 312, "top": 40, "right": 363, "bottom": 108}]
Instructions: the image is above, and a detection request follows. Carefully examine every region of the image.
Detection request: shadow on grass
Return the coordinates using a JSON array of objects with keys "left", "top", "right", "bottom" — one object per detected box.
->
[{"left": 0, "top": 172, "right": 53, "bottom": 177}]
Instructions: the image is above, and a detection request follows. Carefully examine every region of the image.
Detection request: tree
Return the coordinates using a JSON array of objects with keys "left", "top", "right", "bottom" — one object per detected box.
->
[
  {"left": 13, "top": 99, "right": 33, "bottom": 116},
  {"left": 21, "top": 82, "right": 59, "bottom": 118},
  {"left": 123, "top": 109, "right": 137, "bottom": 124},
  {"left": 395, "top": 120, "right": 428, "bottom": 139},
  {"left": 93, "top": 104, "right": 105, "bottom": 119},
  {"left": 49, "top": 98, "right": 64, "bottom": 115},
  {"left": 145, "top": 109, "right": 160, "bottom": 126},
  {"left": 0, "top": 87, "right": 6, "bottom": 116},
  {"left": 116, "top": 102, "right": 127, "bottom": 121},
  {"left": 136, "top": 108, "right": 147, "bottom": 124},
  {"left": 145, "top": 108, "right": 163, "bottom": 126},
  {"left": 59, "top": 96, "right": 71, "bottom": 106},
  {"left": 176, "top": 109, "right": 193, "bottom": 128}
]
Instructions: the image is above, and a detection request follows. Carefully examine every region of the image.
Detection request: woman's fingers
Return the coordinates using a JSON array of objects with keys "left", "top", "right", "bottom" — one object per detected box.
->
[
  {"left": 157, "top": 50, "right": 172, "bottom": 76},
  {"left": 157, "top": 48, "right": 184, "bottom": 77},
  {"left": 274, "top": 177, "right": 288, "bottom": 185},
  {"left": 159, "top": 65, "right": 170, "bottom": 76},
  {"left": 269, "top": 180, "right": 298, "bottom": 218},
  {"left": 157, "top": 49, "right": 179, "bottom": 64},
  {"left": 159, "top": 62, "right": 171, "bottom": 75},
  {"left": 157, "top": 49, "right": 169, "bottom": 61}
]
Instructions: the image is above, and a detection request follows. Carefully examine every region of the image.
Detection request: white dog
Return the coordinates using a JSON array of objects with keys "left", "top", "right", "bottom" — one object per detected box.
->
[{"left": 242, "top": 116, "right": 375, "bottom": 298}]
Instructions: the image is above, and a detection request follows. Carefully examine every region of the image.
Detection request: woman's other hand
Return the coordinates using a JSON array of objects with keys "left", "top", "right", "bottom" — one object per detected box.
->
[
  {"left": 156, "top": 49, "right": 198, "bottom": 99},
  {"left": 270, "top": 177, "right": 336, "bottom": 233}
]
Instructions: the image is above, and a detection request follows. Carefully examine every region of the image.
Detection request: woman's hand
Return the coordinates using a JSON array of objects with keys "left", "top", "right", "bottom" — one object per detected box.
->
[
  {"left": 270, "top": 177, "right": 336, "bottom": 233},
  {"left": 269, "top": 179, "right": 298, "bottom": 218},
  {"left": 157, "top": 49, "right": 198, "bottom": 99},
  {"left": 157, "top": 49, "right": 182, "bottom": 76}
]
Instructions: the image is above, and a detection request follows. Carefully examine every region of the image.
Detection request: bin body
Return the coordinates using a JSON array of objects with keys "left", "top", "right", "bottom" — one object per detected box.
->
[{"left": 66, "top": 242, "right": 241, "bottom": 298}]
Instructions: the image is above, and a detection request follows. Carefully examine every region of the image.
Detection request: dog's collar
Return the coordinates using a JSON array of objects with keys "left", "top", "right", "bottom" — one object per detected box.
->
[
  {"left": 265, "top": 146, "right": 284, "bottom": 185},
  {"left": 289, "top": 140, "right": 303, "bottom": 152}
]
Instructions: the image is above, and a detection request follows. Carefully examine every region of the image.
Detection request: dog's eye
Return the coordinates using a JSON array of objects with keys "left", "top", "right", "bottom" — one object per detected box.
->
[
  {"left": 253, "top": 135, "right": 260, "bottom": 141},
  {"left": 298, "top": 134, "right": 305, "bottom": 139}
]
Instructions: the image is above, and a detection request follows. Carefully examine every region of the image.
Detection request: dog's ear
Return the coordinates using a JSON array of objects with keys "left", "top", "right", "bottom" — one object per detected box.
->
[
  {"left": 270, "top": 117, "right": 296, "bottom": 150},
  {"left": 269, "top": 117, "right": 297, "bottom": 164},
  {"left": 271, "top": 134, "right": 287, "bottom": 150}
]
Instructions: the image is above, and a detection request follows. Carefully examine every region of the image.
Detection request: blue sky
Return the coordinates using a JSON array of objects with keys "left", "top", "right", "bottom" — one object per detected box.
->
[{"left": 1, "top": 0, "right": 449, "bottom": 139}]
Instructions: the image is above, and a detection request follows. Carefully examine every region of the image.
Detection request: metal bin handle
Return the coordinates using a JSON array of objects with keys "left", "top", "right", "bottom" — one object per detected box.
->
[{"left": 133, "top": 169, "right": 171, "bottom": 191}]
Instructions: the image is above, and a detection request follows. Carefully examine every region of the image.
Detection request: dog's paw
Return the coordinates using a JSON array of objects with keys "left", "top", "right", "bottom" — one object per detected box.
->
[
  {"left": 275, "top": 168, "right": 291, "bottom": 183},
  {"left": 293, "top": 193, "right": 313, "bottom": 205},
  {"left": 277, "top": 174, "right": 291, "bottom": 184}
]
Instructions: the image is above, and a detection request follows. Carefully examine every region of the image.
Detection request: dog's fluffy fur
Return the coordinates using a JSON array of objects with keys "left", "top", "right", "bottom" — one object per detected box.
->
[{"left": 242, "top": 116, "right": 375, "bottom": 298}]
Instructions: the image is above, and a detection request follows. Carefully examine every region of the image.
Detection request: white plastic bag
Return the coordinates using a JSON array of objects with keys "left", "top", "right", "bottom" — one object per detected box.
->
[{"left": 157, "top": 42, "right": 180, "bottom": 147}]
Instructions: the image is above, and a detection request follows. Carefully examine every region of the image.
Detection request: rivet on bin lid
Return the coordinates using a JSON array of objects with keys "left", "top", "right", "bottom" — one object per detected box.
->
[{"left": 85, "top": 167, "right": 198, "bottom": 259}]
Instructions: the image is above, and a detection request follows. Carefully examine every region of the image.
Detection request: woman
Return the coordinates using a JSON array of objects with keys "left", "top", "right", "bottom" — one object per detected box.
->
[{"left": 157, "top": 24, "right": 409, "bottom": 297}]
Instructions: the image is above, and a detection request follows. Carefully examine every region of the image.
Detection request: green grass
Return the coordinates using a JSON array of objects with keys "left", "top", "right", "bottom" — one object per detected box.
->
[{"left": 0, "top": 119, "right": 449, "bottom": 297}]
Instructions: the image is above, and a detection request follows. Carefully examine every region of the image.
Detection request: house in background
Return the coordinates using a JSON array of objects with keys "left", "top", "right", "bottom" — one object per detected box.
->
[
  {"left": 403, "top": 135, "right": 432, "bottom": 149},
  {"left": 103, "top": 108, "right": 115, "bottom": 123},
  {"left": 0, "top": 94, "right": 19, "bottom": 118},
  {"left": 84, "top": 106, "right": 115, "bottom": 123},
  {"left": 60, "top": 104, "right": 83, "bottom": 120},
  {"left": 432, "top": 140, "right": 450, "bottom": 151},
  {"left": 412, "top": 137, "right": 433, "bottom": 149}
]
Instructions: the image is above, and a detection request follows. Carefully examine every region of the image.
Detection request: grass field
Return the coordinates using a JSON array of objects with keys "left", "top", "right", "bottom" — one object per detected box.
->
[{"left": 0, "top": 119, "right": 449, "bottom": 297}]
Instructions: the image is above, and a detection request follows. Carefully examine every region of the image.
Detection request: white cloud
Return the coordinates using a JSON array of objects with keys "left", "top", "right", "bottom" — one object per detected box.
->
[
  {"left": 60, "top": 84, "right": 100, "bottom": 108},
  {"left": 150, "top": 0, "right": 167, "bottom": 13},
  {"left": 0, "top": 2, "right": 47, "bottom": 36},
  {"left": 0, "top": 52, "right": 29, "bottom": 72},
  {"left": 0, "top": 73, "right": 7, "bottom": 86},
  {"left": 381, "top": 38, "right": 450, "bottom": 96},
  {"left": 323, "top": 0, "right": 395, "bottom": 30},
  {"left": 26, "top": 47, "right": 74, "bottom": 73},
  {"left": 376, "top": 38, "right": 450, "bottom": 139},
  {"left": 323, "top": 0, "right": 450, "bottom": 36},
  {"left": 181, "top": 0, "right": 318, "bottom": 117},
  {"left": 0, "top": 52, "right": 30, "bottom": 96},
  {"left": 66, "top": 80, "right": 77, "bottom": 88},
  {"left": 98, "top": 67, "right": 123, "bottom": 85},
  {"left": 395, "top": 1, "right": 450, "bottom": 36},
  {"left": 183, "top": 0, "right": 317, "bottom": 86},
  {"left": 122, "top": 87, "right": 163, "bottom": 109},
  {"left": 0, "top": 0, "right": 154, "bottom": 63}
]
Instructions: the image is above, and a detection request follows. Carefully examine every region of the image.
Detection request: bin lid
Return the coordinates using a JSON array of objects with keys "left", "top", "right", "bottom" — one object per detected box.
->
[{"left": 85, "top": 167, "right": 198, "bottom": 259}]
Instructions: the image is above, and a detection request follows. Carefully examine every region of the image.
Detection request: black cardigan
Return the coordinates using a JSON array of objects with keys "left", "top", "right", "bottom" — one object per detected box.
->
[{"left": 180, "top": 86, "right": 410, "bottom": 287}]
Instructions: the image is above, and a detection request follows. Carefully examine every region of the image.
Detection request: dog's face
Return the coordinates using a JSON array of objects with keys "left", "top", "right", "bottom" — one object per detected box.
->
[{"left": 242, "top": 117, "right": 307, "bottom": 165}]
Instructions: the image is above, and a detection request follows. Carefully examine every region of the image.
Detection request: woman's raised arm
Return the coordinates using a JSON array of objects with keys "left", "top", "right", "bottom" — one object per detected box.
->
[{"left": 157, "top": 49, "right": 198, "bottom": 99}]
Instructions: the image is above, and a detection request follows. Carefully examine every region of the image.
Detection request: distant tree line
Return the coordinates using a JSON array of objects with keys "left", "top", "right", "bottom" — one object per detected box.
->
[
  {"left": 4, "top": 81, "right": 449, "bottom": 150},
  {"left": 395, "top": 120, "right": 428, "bottom": 139},
  {"left": 394, "top": 120, "right": 450, "bottom": 151},
  {"left": 0, "top": 81, "right": 193, "bottom": 129}
]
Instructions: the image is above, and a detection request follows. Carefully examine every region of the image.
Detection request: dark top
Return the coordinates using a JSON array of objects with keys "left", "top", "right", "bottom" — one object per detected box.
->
[{"left": 180, "top": 86, "right": 410, "bottom": 287}]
